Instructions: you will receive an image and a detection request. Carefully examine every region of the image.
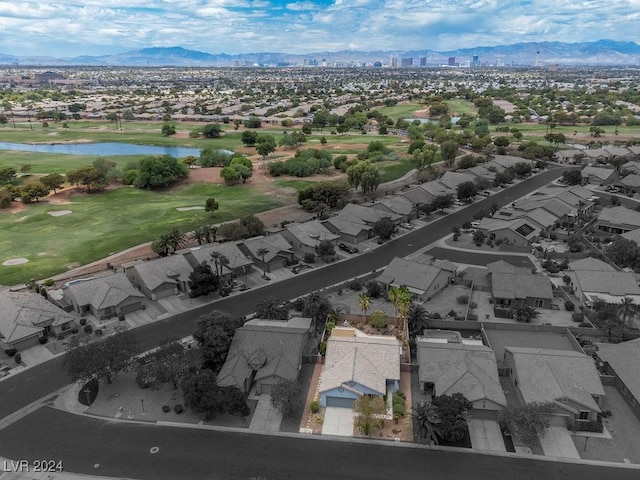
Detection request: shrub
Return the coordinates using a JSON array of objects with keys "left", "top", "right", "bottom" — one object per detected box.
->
[
  {"left": 348, "top": 278, "right": 363, "bottom": 291},
  {"left": 44, "top": 278, "right": 54, "bottom": 287},
  {"left": 572, "top": 312, "right": 584, "bottom": 323},
  {"left": 431, "top": 312, "right": 442, "bottom": 319},
  {"left": 564, "top": 301, "right": 575, "bottom": 311},
  {"left": 392, "top": 393, "right": 406, "bottom": 407},
  {"left": 392, "top": 402, "right": 406, "bottom": 418},
  {"left": 319, "top": 342, "right": 327, "bottom": 355},
  {"left": 4, "top": 348, "right": 17, "bottom": 357},
  {"left": 95, "top": 328, "right": 103, "bottom": 336},
  {"left": 136, "top": 371, "right": 153, "bottom": 389},
  {"left": 79, "top": 318, "right": 87, "bottom": 326},
  {"left": 369, "top": 311, "right": 388, "bottom": 330},
  {"left": 174, "top": 404, "right": 183, "bottom": 414},
  {"left": 579, "top": 322, "right": 592, "bottom": 328},
  {"left": 83, "top": 324, "right": 93, "bottom": 334},
  {"left": 310, "top": 401, "right": 320, "bottom": 413},
  {"left": 366, "top": 280, "right": 383, "bottom": 298},
  {"left": 162, "top": 405, "right": 171, "bottom": 413},
  {"left": 550, "top": 233, "right": 558, "bottom": 240},
  {"left": 469, "top": 302, "right": 478, "bottom": 309},
  {"left": 303, "top": 253, "right": 316, "bottom": 264},
  {"left": 39, "top": 337, "right": 48, "bottom": 345},
  {"left": 14, "top": 353, "right": 21, "bottom": 364},
  {"left": 71, "top": 328, "right": 79, "bottom": 334},
  {"left": 574, "top": 419, "right": 603, "bottom": 433},
  {"left": 467, "top": 313, "right": 479, "bottom": 321},
  {"left": 456, "top": 295, "right": 469, "bottom": 305}
]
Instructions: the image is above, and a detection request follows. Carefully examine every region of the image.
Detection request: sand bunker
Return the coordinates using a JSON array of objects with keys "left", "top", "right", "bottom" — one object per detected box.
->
[
  {"left": 176, "top": 206, "right": 204, "bottom": 211},
  {"left": 48, "top": 210, "right": 72, "bottom": 217},
  {"left": 2, "top": 258, "right": 29, "bottom": 266}
]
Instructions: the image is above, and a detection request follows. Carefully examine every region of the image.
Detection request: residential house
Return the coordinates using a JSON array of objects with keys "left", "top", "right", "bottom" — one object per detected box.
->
[
  {"left": 337, "top": 203, "right": 403, "bottom": 226},
  {"left": 0, "top": 289, "right": 76, "bottom": 350},
  {"left": 621, "top": 228, "right": 640, "bottom": 246},
  {"left": 217, "top": 317, "right": 311, "bottom": 394},
  {"left": 124, "top": 254, "right": 193, "bottom": 300},
  {"left": 568, "top": 257, "right": 616, "bottom": 273},
  {"left": 477, "top": 217, "right": 540, "bottom": 246},
  {"left": 322, "top": 216, "right": 372, "bottom": 244},
  {"left": 367, "top": 195, "right": 416, "bottom": 222},
  {"left": 62, "top": 273, "right": 145, "bottom": 320},
  {"left": 619, "top": 174, "right": 640, "bottom": 194},
  {"left": 319, "top": 327, "right": 400, "bottom": 408},
  {"left": 504, "top": 347, "right": 605, "bottom": 427},
  {"left": 184, "top": 243, "right": 254, "bottom": 281},
  {"left": 555, "top": 149, "right": 585, "bottom": 165},
  {"left": 572, "top": 270, "right": 640, "bottom": 306},
  {"left": 279, "top": 220, "right": 339, "bottom": 256},
  {"left": 416, "top": 332, "right": 507, "bottom": 416},
  {"left": 621, "top": 160, "right": 640, "bottom": 176},
  {"left": 376, "top": 257, "right": 454, "bottom": 301},
  {"left": 581, "top": 166, "right": 618, "bottom": 186},
  {"left": 238, "top": 234, "right": 295, "bottom": 273},
  {"left": 581, "top": 148, "right": 611, "bottom": 165},
  {"left": 437, "top": 171, "right": 478, "bottom": 194},
  {"left": 491, "top": 271, "right": 553, "bottom": 316},
  {"left": 595, "top": 338, "right": 640, "bottom": 421},
  {"left": 461, "top": 164, "right": 498, "bottom": 184},
  {"left": 491, "top": 155, "right": 534, "bottom": 170},
  {"left": 597, "top": 206, "right": 640, "bottom": 234},
  {"left": 400, "top": 186, "right": 435, "bottom": 207}
]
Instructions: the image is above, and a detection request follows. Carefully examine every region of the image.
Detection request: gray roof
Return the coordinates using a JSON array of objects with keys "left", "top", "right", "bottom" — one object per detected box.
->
[
  {"left": 484, "top": 327, "right": 579, "bottom": 366},
  {"left": 437, "top": 171, "right": 477, "bottom": 191},
  {"left": 621, "top": 174, "right": 640, "bottom": 188},
  {"left": 416, "top": 338, "right": 507, "bottom": 407},
  {"left": 376, "top": 257, "right": 447, "bottom": 295},
  {"left": 0, "top": 289, "right": 75, "bottom": 343},
  {"left": 506, "top": 347, "right": 604, "bottom": 413},
  {"left": 320, "top": 330, "right": 400, "bottom": 397},
  {"left": 596, "top": 339, "right": 640, "bottom": 403},
  {"left": 284, "top": 220, "right": 339, "bottom": 247},
  {"left": 126, "top": 254, "right": 193, "bottom": 291},
  {"left": 339, "top": 203, "right": 402, "bottom": 224},
  {"left": 240, "top": 234, "right": 294, "bottom": 262},
  {"left": 419, "top": 181, "right": 454, "bottom": 198},
  {"left": 401, "top": 186, "right": 434, "bottom": 205},
  {"left": 322, "top": 216, "right": 371, "bottom": 236},
  {"left": 492, "top": 272, "right": 553, "bottom": 300},
  {"left": 492, "top": 155, "right": 533, "bottom": 169},
  {"left": 568, "top": 257, "right": 616, "bottom": 272},
  {"left": 622, "top": 228, "right": 640, "bottom": 245},
  {"left": 369, "top": 195, "right": 415, "bottom": 216},
  {"left": 582, "top": 166, "right": 616, "bottom": 181},
  {"left": 184, "top": 242, "right": 253, "bottom": 271},
  {"left": 217, "top": 317, "right": 311, "bottom": 389},
  {"left": 598, "top": 206, "right": 640, "bottom": 229},
  {"left": 487, "top": 260, "right": 531, "bottom": 275},
  {"left": 64, "top": 273, "right": 144, "bottom": 310},
  {"left": 573, "top": 270, "right": 640, "bottom": 296}
]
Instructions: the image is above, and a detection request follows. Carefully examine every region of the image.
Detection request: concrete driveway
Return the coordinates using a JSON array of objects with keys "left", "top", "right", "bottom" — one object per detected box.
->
[
  {"left": 249, "top": 395, "right": 282, "bottom": 432},
  {"left": 468, "top": 419, "right": 506, "bottom": 452},
  {"left": 539, "top": 426, "right": 581, "bottom": 458},
  {"left": 322, "top": 407, "right": 354, "bottom": 436}
]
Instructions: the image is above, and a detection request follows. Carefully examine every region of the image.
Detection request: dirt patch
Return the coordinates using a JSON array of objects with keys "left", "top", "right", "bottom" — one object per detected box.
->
[{"left": 1, "top": 202, "right": 27, "bottom": 214}]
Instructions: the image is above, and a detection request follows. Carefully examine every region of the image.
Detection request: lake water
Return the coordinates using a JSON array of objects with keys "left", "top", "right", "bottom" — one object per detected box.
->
[{"left": 0, "top": 142, "right": 207, "bottom": 158}]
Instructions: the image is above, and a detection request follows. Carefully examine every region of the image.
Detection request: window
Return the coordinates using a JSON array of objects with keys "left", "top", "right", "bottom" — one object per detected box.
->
[
  {"left": 534, "top": 299, "right": 544, "bottom": 308},
  {"left": 61, "top": 323, "right": 70, "bottom": 331},
  {"left": 578, "top": 411, "right": 589, "bottom": 420}
]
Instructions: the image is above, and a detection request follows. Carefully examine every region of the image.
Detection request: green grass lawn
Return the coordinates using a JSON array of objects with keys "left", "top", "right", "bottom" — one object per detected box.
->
[
  {"left": 378, "top": 157, "right": 415, "bottom": 184},
  {"left": 373, "top": 103, "right": 423, "bottom": 121},
  {"left": 446, "top": 100, "right": 478, "bottom": 116},
  {"left": 0, "top": 182, "right": 287, "bottom": 286}
]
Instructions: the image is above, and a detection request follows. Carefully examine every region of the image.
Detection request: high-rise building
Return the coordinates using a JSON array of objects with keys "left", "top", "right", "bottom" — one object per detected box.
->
[
  {"left": 448, "top": 56, "right": 456, "bottom": 66},
  {"left": 401, "top": 57, "right": 413, "bottom": 67},
  {"left": 472, "top": 55, "right": 479, "bottom": 66},
  {"left": 389, "top": 55, "right": 398, "bottom": 68},
  {"left": 420, "top": 57, "right": 427, "bottom": 67}
]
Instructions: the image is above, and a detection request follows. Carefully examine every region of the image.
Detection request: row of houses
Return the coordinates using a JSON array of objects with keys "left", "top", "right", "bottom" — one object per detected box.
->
[{"left": 556, "top": 146, "right": 640, "bottom": 165}]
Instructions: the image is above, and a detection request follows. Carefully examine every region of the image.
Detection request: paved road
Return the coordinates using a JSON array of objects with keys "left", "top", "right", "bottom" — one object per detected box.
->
[
  {"left": 426, "top": 247, "right": 535, "bottom": 269},
  {"left": 0, "top": 407, "right": 636, "bottom": 480},
  {"left": 0, "top": 167, "right": 570, "bottom": 423}
]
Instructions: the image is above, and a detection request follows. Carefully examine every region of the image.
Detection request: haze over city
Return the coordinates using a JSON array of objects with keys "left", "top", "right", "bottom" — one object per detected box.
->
[{"left": 2, "top": 0, "right": 640, "bottom": 57}]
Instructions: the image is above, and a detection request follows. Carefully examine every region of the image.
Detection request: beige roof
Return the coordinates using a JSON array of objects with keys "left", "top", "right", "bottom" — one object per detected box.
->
[
  {"left": 416, "top": 338, "right": 507, "bottom": 407},
  {"left": 596, "top": 339, "right": 640, "bottom": 402},
  {"left": 507, "top": 347, "right": 604, "bottom": 413},
  {"left": 322, "top": 216, "right": 371, "bottom": 236},
  {"left": 339, "top": 203, "right": 402, "bottom": 224},
  {"left": 64, "top": 273, "right": 144, "bottom": 310},
  {"left": 240, "top": 234, "right": 293, "bottom": 262},
  {"left": 598, "top": 206, "right": 640, "bottom": 230},
  {"left": 320, "top": 330, "right": 400, "bottom": 396},
  {"left": 582, "top": 166, "right": 616, "bottom": 181}
]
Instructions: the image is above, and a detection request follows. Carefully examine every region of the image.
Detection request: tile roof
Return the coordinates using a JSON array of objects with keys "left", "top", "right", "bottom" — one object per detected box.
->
[
  {"left": 487, "top": 260, "right": 531, "bottom": 275},
  {"left": 322, "top": 216, "right": 371, "bottom": 236},
  {"left": 491, "top": 272, "right": 553, "bottom": 300},
  {"left": 0, "top": 289, "right": 75, "bottom": 343},
  {"left": 596, "top": 339, "right": 640, "bottom": 403},
  {"left": 416, "top": 339, "right": 507, "bottom": 407},
  {"left": 400, "top": 186, "right": 435, "bottom": 205},
  {"left": 581, "top": 166, "right": 616, "bottom": 181},
  {"left": 126, "top": 254, "right": 193, "bottom": 291},
  {"left": 339, "top": 203, "right": 402, "bottom": 224},
  {"left": 320, "top": 331, "right": 400, "bottom": 397},
  {"left": 375, "top": 257, "right": 447, "bottom": 295},
  {"left": 217, "top": 317, "right": 311, "bottom": 390},
  {"left": 240, "top": 234, "right": 294, "bottom": 262},
  {"left": 64, "top": 273, "right": 144, "bottom": 310},
  {"left": 598, "top": 206, "right": 640, "bottom": 229},
  {"left": 620, "top": 174, "right": 640, "bottom": 188},
  {"left": 284, "top": 220, "right": 340, "bottom": 247},
  {"left": 622, "top": 228, "right": 640, "bottom": 245},
  {"left": 506, "top": 347, "right": 604, "bottom": 413},
  {"left": 184, "top": 242, "right": 253, "bottom": 271},
  {"left": 369, "top": 195, "right": 415, "bottom": 216},
  {"left": 437, "top": 171, "right": 477, "bottom": 191},
  {"left": 573, "top": 270, "right": 640, "bottom": 296}
]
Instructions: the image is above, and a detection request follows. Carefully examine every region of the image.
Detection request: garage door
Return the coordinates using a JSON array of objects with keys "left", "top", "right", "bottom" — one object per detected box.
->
[
  {"left": 120, "top": 302, "right": 142, "bottom": 315},
  {"left": 326, "top": 396, "right": 355, "bottom": 408}
]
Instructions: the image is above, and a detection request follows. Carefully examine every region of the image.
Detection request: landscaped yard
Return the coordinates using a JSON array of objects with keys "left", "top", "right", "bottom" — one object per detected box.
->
[{"left": 0, "top": 182, "right": 287, "bottom": 285}]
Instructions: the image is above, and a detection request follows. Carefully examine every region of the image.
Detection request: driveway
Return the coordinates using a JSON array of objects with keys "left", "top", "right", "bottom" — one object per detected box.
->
[
  {"left": 322, "top": 407, "right": 354, "bottom": 436},
  {"left": 249, "top": 394, "right": 282, "bottom": 432},
  {"left": 468, "top": 418, "right": 506, "bottom": 452},
  {"left": 539, "top": 426, "right": 581, "bottom": 458}
]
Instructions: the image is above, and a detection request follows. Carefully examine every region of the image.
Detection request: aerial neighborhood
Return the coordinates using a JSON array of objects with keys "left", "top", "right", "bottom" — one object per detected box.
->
[{"left": 2, "top": 63, "right": 640, "bottom": 477}]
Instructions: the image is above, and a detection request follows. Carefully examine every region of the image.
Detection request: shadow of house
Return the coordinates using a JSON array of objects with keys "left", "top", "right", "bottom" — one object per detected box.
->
[
  {"left": 124, "top": 254, "right": 193, "bottom": 300},
  {"left": 62, "top": 273, "right": 145, "bottom": 321},
  {"left": 217, "top": 317, "right": 312, "bottom": 395},
  {"left": 319, "top": 327, "right": 400, "bottom": 408},
  {"left": 0, "top": 289, "right": 77, "bottom": 350}
]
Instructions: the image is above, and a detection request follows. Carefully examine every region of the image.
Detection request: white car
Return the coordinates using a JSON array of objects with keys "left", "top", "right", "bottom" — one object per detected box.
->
[{"left": 400, "top": 223, "right": 413, "bottom": 230}]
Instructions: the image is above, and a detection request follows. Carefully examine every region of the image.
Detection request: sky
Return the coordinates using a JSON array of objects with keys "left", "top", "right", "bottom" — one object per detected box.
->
[{"left": 1, "top": 0, "right": 639, "bottom": 57}]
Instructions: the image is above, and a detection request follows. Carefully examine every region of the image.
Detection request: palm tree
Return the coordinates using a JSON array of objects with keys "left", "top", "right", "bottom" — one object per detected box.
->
[
  {"left": 388, "top": 286, "right": 401, "bottom": 328},
  {"left": 209, "top": 252, "right": 229, "bottom": 278},
  {"left": 397, "top": 286, "right": 411, "bottom": 342},
  {"left": 511, "top": 303, "right": 540, "bottom": 323},
  {"left": 407, "top": 304, "right": 430, "bottom": 338},
  {"left": 167, "top": 228, "right": 186, "bottom": 254},
  {"left": 255, "top": 295, "right": 289, "bottom": 320},
  {"left": 256, "top": 247, "right": 270, "bottom": 279},
  {"left": 412, "top": 402, "right": 442, "bottom": 445},
  {"left": 151, "top": 232, "right": 172, "bottom": 257},
  {"left": 204, "top": 225, "right": 217, "bottom": 243},
  {"left": 301, "top": 291, "right": 332, "bottom": 333},
  {"left": 193, "top": 226, "right": 207, "bottom": 245},
  {"left": 618, "top": 297, "right": 639, "bottom": 331},
  {"left": 357, "top": 293, "right": 370, "bottom": 322}
]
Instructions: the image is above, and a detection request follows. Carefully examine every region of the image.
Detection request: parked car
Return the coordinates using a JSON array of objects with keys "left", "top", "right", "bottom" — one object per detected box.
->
[
  {"left": 292, "top": 264, "right": 312, "bottom": 274},
  {"left": 338, "top": 242, "right": 359, "bottom": 254},
  {"left": 606, "top": 186, "right": 620, "bottom": 193},
  {"left": 400, "top": 223, "right": 413, "bottom": 230}
]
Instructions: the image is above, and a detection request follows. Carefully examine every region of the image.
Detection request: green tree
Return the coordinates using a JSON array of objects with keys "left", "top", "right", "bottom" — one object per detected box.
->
[
  {"left": 431, "top": 194, "right": 453, "bottom": 212},
  {"left": 255, "top": 295, "right": 289, "bottom": 320},
  {"left": 358, "top": 292, "right": 371, "bottom": 321},
  {"left": 256, "top": 134, "right": 276, "bottom": 160},
  {"left": 618, "top": 297, "right": 639, "bottom": 331},
  {"left": 440, "top": 140, "right": 459, "bottom": 165},
  {"left": 346, "top": 160, "right": 380, "bottom": 194},
  {"left": 202, "top": 123, "right": 223, "bottom": 138},
  {"left": 63, "top": 327, "right": 139, "bottom": 384},
  {"left": 315, "top": 239, "right": 336, "bottom": 258},
  {"left": 243, "top": 116, "right": 262, "bottom": 128},
  {"left": 134, "top": 155, "right": 189, "bottom": 189},
  {"left": 220, "top": 165, "right": 241, "bottom": 185},
  {"left": 135, "top": 341, "right": 200, "bottom": 390},
  {"left": 0, "top": 167, "right": 17, "bottom": 185},
  {"left": 192, "top": 311, "right": 244, "bottom": 373},
  {"left": 205, "top": 197, "right": 219, "bottom": 214},
  {"left": 432, "top": 393, "right": 472, "bottom": 443},
  {"left": 354, "top": 395, "right": 386, "bottom": 436},
  {"left": 499, "top": 402, "right": 556, "bottom": 448},
  {"left": 188, "top": 262, "right": 219, "bottom": 298},
  {"left": 40, "top": 173, "right": 64, "bottom": 194},
  {"left": 270, "top": 379, "right": 303, "bottom": 417},
  {"left": 181, "top": 369, "right": 250, "bottom": 420},
  {"left": 372, "top": 217, "right": 396, "bottom": 240},
  {"left": 241, "top": 130, "right": 258, "bottom": 146},
  {"left": 456, "top": 181, "right": 477, "bottom": 203},
  {"left": 161, "top": 123, "right": 176, "bottom": 136},
  {"left": 407, "top": 304, "right": 430, "bottom": 338},
  {"left": 412, "top": 402, "right": 442, "bottom": 445},
  {"left": 412, "top": 144, "right": 438, "bottom": 171}
]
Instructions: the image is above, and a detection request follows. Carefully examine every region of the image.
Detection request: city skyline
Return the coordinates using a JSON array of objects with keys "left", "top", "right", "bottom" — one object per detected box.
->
[{"left": 1, "top": 1, "right": 639, "bottom": 58}]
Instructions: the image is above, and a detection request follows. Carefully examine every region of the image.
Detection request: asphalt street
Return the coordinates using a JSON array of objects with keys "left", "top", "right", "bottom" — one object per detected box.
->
[
  {"left": 0, "top": 166, "right": 569, "bottom": 422},
  {"left": 0, "top": 407, "right": 637, "bottom": 480}
]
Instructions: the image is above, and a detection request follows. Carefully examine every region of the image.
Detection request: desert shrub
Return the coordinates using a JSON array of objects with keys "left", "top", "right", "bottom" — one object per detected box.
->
[
  {"left": 303, "top": 253, "right": 316, "bottom": 263},
  {"left": 348, "top": 278, "right": 363, "bottom": 291},
  {"left": 366, "top": 280, "right": 383, "bottom": 298},
  {"left": 162, "top": 405, "right": 170, "bottom": 413},
  {"left": 14, "top": 353, "right": 21, "bottom": 363},
  {"left": 574, "top": 419, "right": 603, "bottom": 433},
  {"left": 310, "top": 401, "right": 320, "bottom": 414},
  {"left": 469, "top": 302, "right": 478, "bottom": 309},
  {"left": 393, "top": 402, "right": 406, "bottom": 418},
  {"left": 369, "top": 310, "right": 388, "bottom": 329},
  {"left": 136, "top": 371, "right": 153, "bottom": 389},
  {"left": 4, "top": 348, "right": 17, "bottom": 357},
  {"left": 39, "top": 337, "right": 48, "bottom": 344},
  {"left": 95, "top": 328, "right": 103, "bottom": 336},
  {"left": 564, "top": 301, "right": 575, "bottom": 311},
  {"left": 44, "top": 278, "right": 54, "bottom": 287},
  {"left": 467, "top": 313, "right": 479, "bottom": 321},
  {"left": 174, "top": 404, "right": 183, "bottom": 414},
  {"left": 456, "top": 295, "right": 469, "bottom": 305},
  {"left": 319, "top": 342, "right": 327, "bottom": 355},
  {"left": 79, "top": 318, "right": 87, "bottom": 326},
  {"left": 83, "top": 324, "right": 93, "bottom": 334}
]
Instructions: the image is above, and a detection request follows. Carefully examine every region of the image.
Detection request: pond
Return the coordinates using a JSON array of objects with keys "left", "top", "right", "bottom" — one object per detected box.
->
[{"left": 0, "top": 141, "right": 223, "bottom": 158}]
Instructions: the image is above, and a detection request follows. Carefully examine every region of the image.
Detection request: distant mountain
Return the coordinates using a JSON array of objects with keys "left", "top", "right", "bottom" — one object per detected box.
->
[{"left": 2, "top": 40, "right": 639, "bottom": 67}]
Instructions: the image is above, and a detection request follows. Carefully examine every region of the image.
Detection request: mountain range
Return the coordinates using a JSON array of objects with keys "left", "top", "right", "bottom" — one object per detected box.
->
[{"left": 1, "top": 40, "right": 640, "bottom": 67}]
